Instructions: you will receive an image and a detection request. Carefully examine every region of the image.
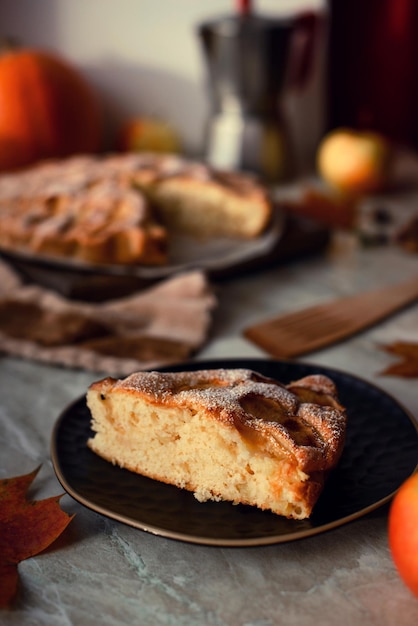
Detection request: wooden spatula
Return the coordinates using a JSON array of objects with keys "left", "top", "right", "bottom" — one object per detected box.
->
[{"left": 243, "top": 275, "right": 418, "bottom": 358}]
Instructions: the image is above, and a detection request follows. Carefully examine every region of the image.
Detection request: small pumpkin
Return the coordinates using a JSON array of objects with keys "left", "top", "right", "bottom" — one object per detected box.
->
[{"left": 0, "top": 42, "right": 102, "bottom": 171}]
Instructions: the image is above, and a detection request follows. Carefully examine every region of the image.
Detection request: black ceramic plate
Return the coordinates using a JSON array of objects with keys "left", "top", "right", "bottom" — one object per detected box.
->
[{"left": 51, "top": 358, "right": 418, "bottom": 546}]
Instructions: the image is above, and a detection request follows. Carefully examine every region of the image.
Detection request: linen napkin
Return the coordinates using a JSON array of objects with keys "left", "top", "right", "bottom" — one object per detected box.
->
[{"left": 0, "top": 259, "right": 217, "bottom": 376}]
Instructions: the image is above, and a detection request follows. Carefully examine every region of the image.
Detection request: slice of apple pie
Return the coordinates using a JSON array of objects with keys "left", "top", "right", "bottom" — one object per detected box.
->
[{"left": 87, "top": 367, "right": 346, "bottom": 519}]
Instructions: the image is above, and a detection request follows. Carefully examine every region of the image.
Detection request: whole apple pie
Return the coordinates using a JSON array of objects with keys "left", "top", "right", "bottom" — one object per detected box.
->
[{"left": 0, "top": 153, "right": 272, "bottom": 266}]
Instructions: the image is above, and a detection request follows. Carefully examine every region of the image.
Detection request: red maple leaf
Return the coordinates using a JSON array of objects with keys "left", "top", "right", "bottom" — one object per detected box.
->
[
  {"left": 0, "top": 466, "right": 74, "bottom": 608},
  {"left": 379, "top": 341, "right": 418, "bottom": 377}
]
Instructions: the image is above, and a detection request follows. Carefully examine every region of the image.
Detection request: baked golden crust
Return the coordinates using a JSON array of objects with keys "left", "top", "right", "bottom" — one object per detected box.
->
[
  {"left": 0, "top": 153, "right": 272, "bottom": 266},
  {"left": 0, "top": 177, "right": 168, "bottom": 266},
  {"left": 87, "top": 368, "right": 346, "bottom": 519}
]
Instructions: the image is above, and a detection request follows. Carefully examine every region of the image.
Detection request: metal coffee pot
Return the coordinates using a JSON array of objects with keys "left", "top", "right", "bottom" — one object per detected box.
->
[{"left": 198, "top": 11, "right": 318, "bottom": 183}]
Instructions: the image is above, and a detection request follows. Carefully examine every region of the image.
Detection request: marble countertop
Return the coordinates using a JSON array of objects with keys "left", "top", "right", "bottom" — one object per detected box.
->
[{"left": 1, "top": 232, "right": 418, "bottom": 625}]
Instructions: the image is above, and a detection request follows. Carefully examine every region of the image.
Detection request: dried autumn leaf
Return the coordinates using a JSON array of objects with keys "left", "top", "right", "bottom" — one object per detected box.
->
[
  {"left": 379, "top": 341, "right": 418, "bottom": 377},
  {"left": 0, "top": 466, "right": 74, "bottom": 608}
]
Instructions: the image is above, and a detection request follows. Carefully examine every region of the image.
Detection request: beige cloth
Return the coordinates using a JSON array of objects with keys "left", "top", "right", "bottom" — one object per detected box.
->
[{"left": 0, "top": 260, "right": 217, "bottom": 375}]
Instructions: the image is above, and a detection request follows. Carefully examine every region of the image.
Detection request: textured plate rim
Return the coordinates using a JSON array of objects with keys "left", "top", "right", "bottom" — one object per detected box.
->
[{"left": 51, "top": 358, "right": 418, "bottom": 547}]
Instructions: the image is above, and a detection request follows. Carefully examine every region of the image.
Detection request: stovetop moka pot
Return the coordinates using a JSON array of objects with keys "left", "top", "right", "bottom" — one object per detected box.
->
[{"left": 198, "top": 11, "right": 318, "bottom": 182}]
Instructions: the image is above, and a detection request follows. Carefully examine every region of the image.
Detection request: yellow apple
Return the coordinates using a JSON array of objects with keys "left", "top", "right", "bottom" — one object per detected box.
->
[
  {"left": 317, "top": 128, "right": 392, "bottom": 195},
  {"left": 118, "top": 117, "right": 180, "bottom": 154}
]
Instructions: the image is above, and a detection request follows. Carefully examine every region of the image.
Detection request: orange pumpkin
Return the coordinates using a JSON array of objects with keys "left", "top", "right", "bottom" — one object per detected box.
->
[{"left": 0, "top": 44, "right": 102, "bottom": 171}]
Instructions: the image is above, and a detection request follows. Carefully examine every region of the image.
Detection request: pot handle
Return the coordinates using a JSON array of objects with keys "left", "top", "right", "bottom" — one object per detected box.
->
[{"left": 287, "top": 11, "right": 319, "bottom": 90}]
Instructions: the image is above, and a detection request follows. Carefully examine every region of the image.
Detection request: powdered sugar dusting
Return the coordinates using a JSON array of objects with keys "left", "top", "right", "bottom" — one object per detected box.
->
[{"left": 113, "top": 368, "right": 347, "bottom": 471}]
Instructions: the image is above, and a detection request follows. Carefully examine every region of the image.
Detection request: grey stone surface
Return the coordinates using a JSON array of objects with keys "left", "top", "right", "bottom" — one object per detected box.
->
[{"left": 1, "top": 235, "right": 418, "bottom": 625}]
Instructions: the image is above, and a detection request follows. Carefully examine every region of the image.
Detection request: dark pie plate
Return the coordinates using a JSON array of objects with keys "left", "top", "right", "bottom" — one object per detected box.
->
[
  {"left": 51, "top": 358, "right": 418, "bottom": 546},
  {"left": 0, "top": 209, "right": 283, "bottom": 300}
]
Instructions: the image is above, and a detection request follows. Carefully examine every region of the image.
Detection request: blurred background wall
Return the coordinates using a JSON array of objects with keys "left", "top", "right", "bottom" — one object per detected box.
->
[{"left": 0, "top": 0, "right": 326, "bottom": 171}]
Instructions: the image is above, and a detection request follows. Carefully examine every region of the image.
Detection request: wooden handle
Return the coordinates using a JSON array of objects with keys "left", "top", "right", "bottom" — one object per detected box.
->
[{"left": 244, "top": 276, "right": 418, "bottom": 358}]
